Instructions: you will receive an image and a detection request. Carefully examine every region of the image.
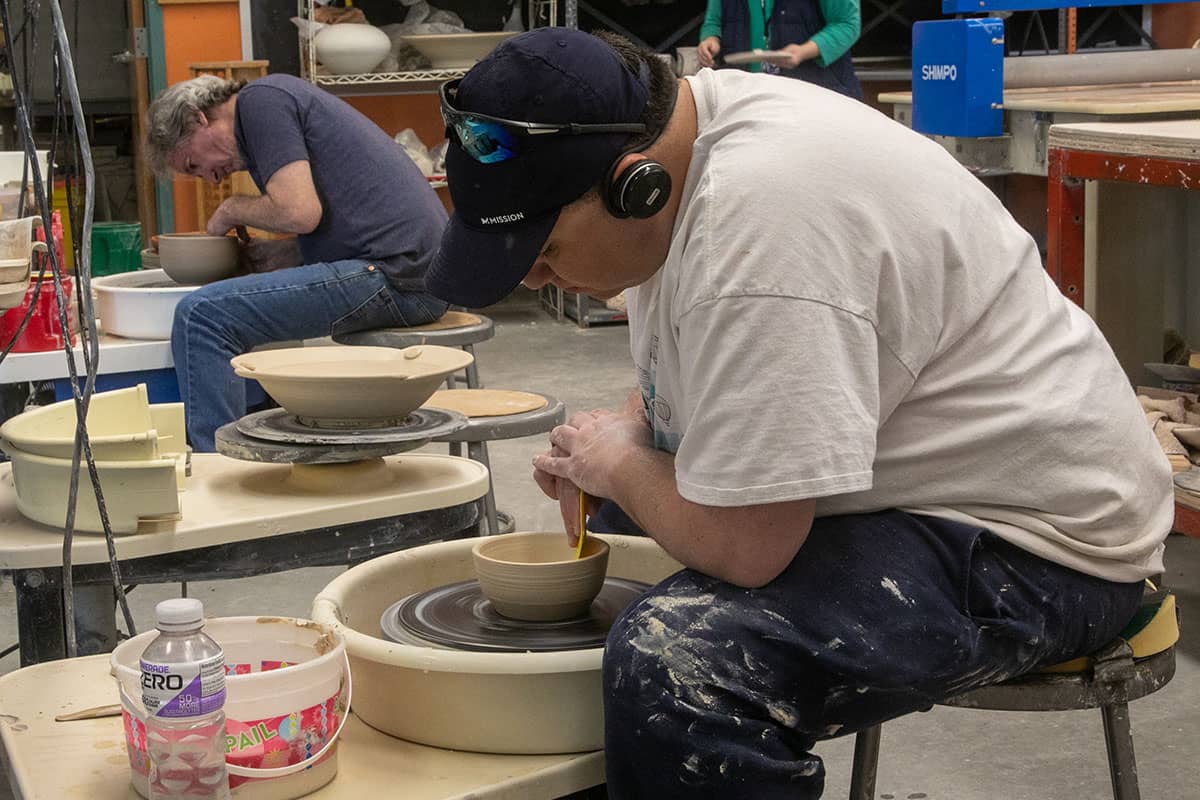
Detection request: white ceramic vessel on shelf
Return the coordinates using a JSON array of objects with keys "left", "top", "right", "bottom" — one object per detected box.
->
[{"left": 315, "top": 23, "right": 392, "bottom": 75}]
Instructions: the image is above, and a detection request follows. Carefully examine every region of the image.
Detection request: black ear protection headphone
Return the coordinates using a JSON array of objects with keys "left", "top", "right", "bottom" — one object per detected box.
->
[
  {"left": 602, "top": 62, "right": 679, "bottom": 220},
  {"left": 604, "top": 157, "right": 672, "bottom": 219}
]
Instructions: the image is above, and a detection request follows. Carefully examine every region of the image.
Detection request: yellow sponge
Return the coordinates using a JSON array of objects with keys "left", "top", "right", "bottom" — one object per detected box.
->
[{"left": 1037, "top": 593, "right": 1178, "bottom": 675}]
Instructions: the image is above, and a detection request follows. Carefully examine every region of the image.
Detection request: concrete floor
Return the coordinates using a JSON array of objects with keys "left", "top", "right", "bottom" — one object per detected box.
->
[{"left": 1, "top": 288, "right": 1198, "bottom": 799}]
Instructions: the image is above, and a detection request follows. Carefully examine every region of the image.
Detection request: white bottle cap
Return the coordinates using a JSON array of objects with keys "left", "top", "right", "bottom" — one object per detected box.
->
[{"left": 154, "top": 598, "right": 204, "bottom": 630}]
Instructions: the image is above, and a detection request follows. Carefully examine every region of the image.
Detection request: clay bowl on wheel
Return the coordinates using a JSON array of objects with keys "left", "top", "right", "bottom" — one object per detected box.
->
[
  {"left": 230, "top": 344, "right": 475, "bottom": 427},
  {"left": 157, "top": 233, "right": 238, "bottom": 285},
  {"left": 472, "top": 531, "right": 610, "bottom": 622}
]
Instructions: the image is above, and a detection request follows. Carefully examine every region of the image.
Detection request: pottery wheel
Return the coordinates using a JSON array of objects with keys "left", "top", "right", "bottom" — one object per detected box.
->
[
  {"left": 215, "top": 407, "right": 467, "bottom": 464},
  {"left": 380, "top": 578, "right": 650, "bottom": 653},
  {"left": 235, "top": 406, "right": 466, "bottom": 445}
]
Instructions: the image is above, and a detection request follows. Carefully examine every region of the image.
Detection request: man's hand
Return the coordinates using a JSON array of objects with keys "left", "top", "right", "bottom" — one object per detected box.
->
[
  {"left": 534, "top": 410, "right": 652, "bottom": 503},
  {"left": 205, "top": 200, "right": 239, "bottom": 237},
  {"left": 533, "top": 408, "right": 650, "bottom": 544},
  {"left": 697, "top": 36, "right": 722, "bottom": 68},
  {"left": 236, "top": 237, "right": 304, "bottom": 274}
]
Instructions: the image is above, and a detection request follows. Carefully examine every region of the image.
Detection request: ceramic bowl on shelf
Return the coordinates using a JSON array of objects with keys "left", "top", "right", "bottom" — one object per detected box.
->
[
  {"left": 315, "top": 23, "right": 392, "bottom": 75},
  {"left": 472, "top": 531, "right": 611, "bottom": 622},
  {"left": 396, "top": 32, "right": 519, "bottom": 69},
  {"left": 157, "top": 233, "right": 238, "bottom": 285},
  {"left": 230, "top": 344, "right": 475, "bottom": 425}
]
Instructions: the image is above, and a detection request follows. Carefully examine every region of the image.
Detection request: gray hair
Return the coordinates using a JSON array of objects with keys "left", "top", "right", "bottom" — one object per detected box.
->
[{"left": 145, "top": 75, "right": 243, "bottom": 176}]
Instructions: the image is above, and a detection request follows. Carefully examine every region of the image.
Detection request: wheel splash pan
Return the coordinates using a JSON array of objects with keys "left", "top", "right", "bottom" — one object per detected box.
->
[{"left": 311, "top": 534, "right": 682, "bottom": 754}]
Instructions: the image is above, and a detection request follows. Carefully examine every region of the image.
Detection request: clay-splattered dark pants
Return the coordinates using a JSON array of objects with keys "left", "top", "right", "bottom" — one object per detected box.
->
[{"left": 598, "top": 510, "right": 1145, "bottom": 799}]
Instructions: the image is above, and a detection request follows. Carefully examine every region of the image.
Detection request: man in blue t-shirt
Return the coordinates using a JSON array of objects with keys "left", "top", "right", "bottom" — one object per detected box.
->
[{"left": 146, "top": 74, "right": 448, "bottom": 450}]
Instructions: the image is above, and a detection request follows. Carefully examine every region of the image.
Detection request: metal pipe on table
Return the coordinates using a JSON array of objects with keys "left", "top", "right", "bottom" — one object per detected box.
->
[{"left": 1004, "top": 48, "right": 1200, "bottom": 90}]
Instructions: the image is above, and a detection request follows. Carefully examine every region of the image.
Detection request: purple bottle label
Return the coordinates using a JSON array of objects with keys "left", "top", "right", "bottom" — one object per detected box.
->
[{"left": 141, "top": 653, "right": 226, "bottom": 719}]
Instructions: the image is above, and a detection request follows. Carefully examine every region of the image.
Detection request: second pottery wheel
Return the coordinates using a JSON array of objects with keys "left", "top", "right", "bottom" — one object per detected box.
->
[
  {"left": 215, "top": 406, "right": 468, "bottom": 464},
  {"left": 380, "top": 578, "right": 650, "bottom": 653}
]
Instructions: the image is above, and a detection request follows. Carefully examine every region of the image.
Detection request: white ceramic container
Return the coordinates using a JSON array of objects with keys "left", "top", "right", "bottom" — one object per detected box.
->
[
  {"left": 157, "top": 233, "right": 238, "bottom": 285},
  {"left": 310, "top": 534, "right": 682, "bottom": 755},
  {"left": 231, "top": 344, "right": 474, "bottom": 425},
  {"left": 315, "top": 23, "right": 392, "bottom": 75},
  {"left": 92, "top": 268, "right": 196, "bottom": 340},
  {"left": 397, "top": 32, "right": 519, "bottom": 69}
]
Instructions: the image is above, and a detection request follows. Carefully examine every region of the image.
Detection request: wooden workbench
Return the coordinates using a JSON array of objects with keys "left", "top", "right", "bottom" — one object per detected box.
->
[
  {"left": 1044, "top": 118, "right": 1200, "bottom": 540},
  {"left": 879, "top": 80, "right": 1200, "bottom": 116},
  {"left": 0, "top": 655, "right": 605, "bottom": 799}
]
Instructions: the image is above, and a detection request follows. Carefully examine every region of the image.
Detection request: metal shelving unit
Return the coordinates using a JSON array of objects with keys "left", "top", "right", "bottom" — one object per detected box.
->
[
  {"left": 300, "top": 0, "right": 576, "bottom": 96},
  {"left": 539, "top": 286, "right": 628, "bottom": 328}
]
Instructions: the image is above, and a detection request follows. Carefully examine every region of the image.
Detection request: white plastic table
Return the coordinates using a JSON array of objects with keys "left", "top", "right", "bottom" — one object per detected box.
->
[{"left": 0, "top": 453, "right": 489, "bottom": 665}]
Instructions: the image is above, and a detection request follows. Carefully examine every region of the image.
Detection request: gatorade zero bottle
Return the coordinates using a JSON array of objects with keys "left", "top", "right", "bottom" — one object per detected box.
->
[{"left": 140, "top": 598, "right": 231, "bottom": 800}]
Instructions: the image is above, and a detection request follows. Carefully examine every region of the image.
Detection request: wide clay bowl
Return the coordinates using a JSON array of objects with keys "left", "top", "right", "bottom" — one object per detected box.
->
[
  {"left": 396, "top": 31, "right": 520, "bottom": 69},
  {"left": 230, "top": 344, "right": 475, "bottom": 426},
  {"left": 157, "top": 233, "right": 238, "bottom": 285},
  {"left": 472, "top": 531, "right": 610, "bottom": 622}
]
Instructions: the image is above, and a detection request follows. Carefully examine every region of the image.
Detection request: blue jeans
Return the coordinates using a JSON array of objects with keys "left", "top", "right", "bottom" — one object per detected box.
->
[
  {"left": 171, "top": 259, "right": 447, "bottom": 451},
  {"left": 601, "top": 510, "right": 1145, "bottom": 799}
]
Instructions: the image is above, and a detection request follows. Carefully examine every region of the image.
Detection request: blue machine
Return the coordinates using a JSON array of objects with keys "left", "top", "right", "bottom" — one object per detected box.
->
[
  {"left": 912, "top": 0, "right": 1183, "bottom": 137},
  {"left": 913, "top": 19, "right": 1004, "bottom": 137}
]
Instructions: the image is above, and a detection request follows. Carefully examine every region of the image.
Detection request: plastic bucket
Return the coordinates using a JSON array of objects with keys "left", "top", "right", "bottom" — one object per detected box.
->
[
  {"left": 91, "top": 221, "right": 143, "bottom": 277},
  {"left": 0, "top": 272, "right": 76, "bottom": 353},
  {"left": 110, "top": 616, "right": 350, "bottom": 800}
]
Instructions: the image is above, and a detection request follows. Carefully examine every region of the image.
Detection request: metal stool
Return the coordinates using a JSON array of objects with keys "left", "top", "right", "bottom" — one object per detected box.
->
[
  {"left": 427, "top": 390, "right": 566, "bottom": 536},
  {"left": 849, "top": 592, "right": 1179, "bottom": 800},
  {"left": 334, "top": 310, "right": 495, "bottom": 389}
]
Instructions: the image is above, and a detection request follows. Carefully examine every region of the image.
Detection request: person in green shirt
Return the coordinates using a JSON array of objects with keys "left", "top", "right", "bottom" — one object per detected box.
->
[{"left": 697, "top": 0, "right": 862, "bottom": 98}]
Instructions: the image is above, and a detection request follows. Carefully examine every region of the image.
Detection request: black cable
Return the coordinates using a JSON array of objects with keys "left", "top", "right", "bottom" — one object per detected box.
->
[
  {"left": 0, "top": 0, "right": 136, "bottom": 657},
  {"left": 48, "top": 0, "right": 136, "bottom": 650},
  {"left": 0, "top": 641, "right": 18, "bottom": 660}
]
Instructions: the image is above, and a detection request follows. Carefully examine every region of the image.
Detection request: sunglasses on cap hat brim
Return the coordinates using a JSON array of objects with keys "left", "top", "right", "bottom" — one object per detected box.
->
[{"left": 439, "top": 79, "right": 647, "bottom": 165}]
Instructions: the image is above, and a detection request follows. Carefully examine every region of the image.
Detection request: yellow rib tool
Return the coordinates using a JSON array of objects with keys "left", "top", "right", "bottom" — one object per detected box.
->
[{"left": 575, "top": 488, "right": 588, "bottom": 559}]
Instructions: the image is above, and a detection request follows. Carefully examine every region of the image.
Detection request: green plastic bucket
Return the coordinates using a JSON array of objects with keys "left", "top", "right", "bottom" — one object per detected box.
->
[{"left": 90, "top": 221, "right": 143, "bottom": 277}]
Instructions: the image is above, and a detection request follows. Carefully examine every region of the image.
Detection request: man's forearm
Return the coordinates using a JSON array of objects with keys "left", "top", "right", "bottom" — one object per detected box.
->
[
  {"left": 608, "top": 448, "right": 812, "bottom": 588},
  {"left": 216, "top": 194, "right": 317, "bottom": 235}
]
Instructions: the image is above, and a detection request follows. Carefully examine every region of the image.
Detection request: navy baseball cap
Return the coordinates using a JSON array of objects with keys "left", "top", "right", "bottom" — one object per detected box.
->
[{"left": 425, "top": 28, "right": 651, "bottom": 307}]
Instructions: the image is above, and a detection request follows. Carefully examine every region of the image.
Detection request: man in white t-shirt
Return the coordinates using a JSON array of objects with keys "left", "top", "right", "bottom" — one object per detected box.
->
[{"left": 427, "top": 28, "right": 1172, "bottom": 799}]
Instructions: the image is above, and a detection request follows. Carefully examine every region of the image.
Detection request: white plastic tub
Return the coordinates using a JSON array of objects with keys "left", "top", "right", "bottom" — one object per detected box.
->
[{"left": 93, "top": 268, "right": 196, "bottom": 340}]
